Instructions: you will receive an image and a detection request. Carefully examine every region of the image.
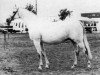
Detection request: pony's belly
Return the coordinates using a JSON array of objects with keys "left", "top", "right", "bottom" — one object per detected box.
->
[
  {"left": 42, "top": 34, "right": 68, "bottom": 44},
  {"left": 42, "top": 39, "right": 65, "bottom": 44}
]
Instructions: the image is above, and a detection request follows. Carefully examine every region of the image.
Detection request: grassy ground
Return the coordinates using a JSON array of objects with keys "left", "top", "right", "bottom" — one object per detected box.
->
[{"left": 0, "top": 33, "right": 100, "bottom": 75}]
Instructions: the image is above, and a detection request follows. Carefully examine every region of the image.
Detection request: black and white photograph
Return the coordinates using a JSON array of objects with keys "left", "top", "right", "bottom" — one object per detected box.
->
[{"left": 0, "top": 0, "right": 100, "bottom": 75}]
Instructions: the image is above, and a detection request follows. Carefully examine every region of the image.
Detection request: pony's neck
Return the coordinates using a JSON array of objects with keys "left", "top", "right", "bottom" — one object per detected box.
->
[{"left": 18, "top": 8, "right": 38, "bottom": 29}]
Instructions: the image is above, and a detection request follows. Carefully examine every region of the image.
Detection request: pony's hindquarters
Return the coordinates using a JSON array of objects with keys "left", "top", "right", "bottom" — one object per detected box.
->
[{"left": 72, "top": 21, "right": 92, "bottom": 68}]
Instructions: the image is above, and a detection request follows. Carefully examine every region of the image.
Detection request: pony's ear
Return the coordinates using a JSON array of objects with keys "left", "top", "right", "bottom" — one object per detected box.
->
[{"left": 13, "top": 4, "right": 19, "bottom": 11}]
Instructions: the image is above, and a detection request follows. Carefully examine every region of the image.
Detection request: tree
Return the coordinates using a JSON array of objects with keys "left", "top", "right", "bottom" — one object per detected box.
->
[{"left": 25, "top": 4, "right": 37, "bottom": 15}]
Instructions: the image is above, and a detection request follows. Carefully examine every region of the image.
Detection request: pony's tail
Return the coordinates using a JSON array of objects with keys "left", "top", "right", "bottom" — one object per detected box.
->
[
  {"left": 83, "top": 33, "right": 92, "bottom": 60},
  {"left": 80, "top": 20, "right": 92, "bottom": 60}
]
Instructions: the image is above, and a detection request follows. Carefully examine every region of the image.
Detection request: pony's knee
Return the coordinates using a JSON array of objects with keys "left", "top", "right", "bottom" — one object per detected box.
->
[
  {"left": 33, "top": 40, "right": 42, "bottom": 55},
  {"left": 37, "top": 50, "right": 42, "bottom": 56}
]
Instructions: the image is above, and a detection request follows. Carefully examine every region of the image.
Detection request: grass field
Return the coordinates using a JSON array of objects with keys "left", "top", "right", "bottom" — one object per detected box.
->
[{"left": 0, "top": 33, "right": 100, "bottom": 75}]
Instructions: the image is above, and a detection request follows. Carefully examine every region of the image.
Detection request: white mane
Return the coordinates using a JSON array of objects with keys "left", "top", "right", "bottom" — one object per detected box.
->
[{"left": 18, "top": 8, "right": 37, "bottom": 20}]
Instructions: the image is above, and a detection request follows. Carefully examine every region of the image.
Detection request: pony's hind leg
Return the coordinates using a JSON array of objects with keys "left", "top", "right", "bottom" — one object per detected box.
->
[
  {"left": 78, "top": 41, "right": 92, "bottom": 68},
  {"left": 33, "top": 39, "right": 43, "bottom": 70},
  {"left": 70, "top": 40, "right": 79, "bottom": 68}
]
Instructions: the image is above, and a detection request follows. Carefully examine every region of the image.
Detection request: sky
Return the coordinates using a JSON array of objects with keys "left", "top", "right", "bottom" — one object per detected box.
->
[
  {"left": 38, "top": 0, "right": 100, "bottom": 17},
  {"left": 0, "top": 0, "right": 100, "bottom": 23}
]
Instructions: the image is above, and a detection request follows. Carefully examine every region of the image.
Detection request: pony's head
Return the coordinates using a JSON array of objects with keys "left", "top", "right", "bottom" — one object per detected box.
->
[
  {"left": 6, "top": 5, "right": 19, "bottom": 25},
  {"left": 58, "top": 9, "right": 73, "bottom": 21},
  {"left": 13, "top": 7, "right": 37, "bottom": 20}
]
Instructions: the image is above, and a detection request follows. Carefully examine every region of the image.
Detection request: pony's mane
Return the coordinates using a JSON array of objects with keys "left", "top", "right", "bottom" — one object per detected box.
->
[{"left": 18, "top": 8, "right": 37, "bottom": 19}]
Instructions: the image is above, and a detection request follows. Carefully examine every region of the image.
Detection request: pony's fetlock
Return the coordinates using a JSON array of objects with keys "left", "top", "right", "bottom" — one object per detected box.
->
[{"left": 38, "top": 65, "right": 42, "bottom": 70}]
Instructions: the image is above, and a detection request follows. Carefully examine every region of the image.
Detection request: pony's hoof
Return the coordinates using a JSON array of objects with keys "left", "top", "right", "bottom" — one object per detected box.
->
[
  {"left": 45, "top": 65, "right": 49, "bottom": 69},
  {"left": 87, "top": 62, "right": 91, "bottom": 68},
  {"left": 38, "top": 66, "right": 42, "bottom": 70},
  {"left": 87, "top": 65, "right": 91, "bottom": 68},
  {"left": 71, "top": 65, "right": 76, "bottom": 69}
]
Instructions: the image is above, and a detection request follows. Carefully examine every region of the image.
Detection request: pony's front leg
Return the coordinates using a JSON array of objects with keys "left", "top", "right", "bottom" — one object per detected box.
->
[
  {"left": 33, "top": 39, "right": 43, "bottom": 70},
  {"left": 41, "top": 42, "right": 49, "bottom": 68},
  {"left": 42, "top": 50, "right": 49, "bottom": 68}
]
